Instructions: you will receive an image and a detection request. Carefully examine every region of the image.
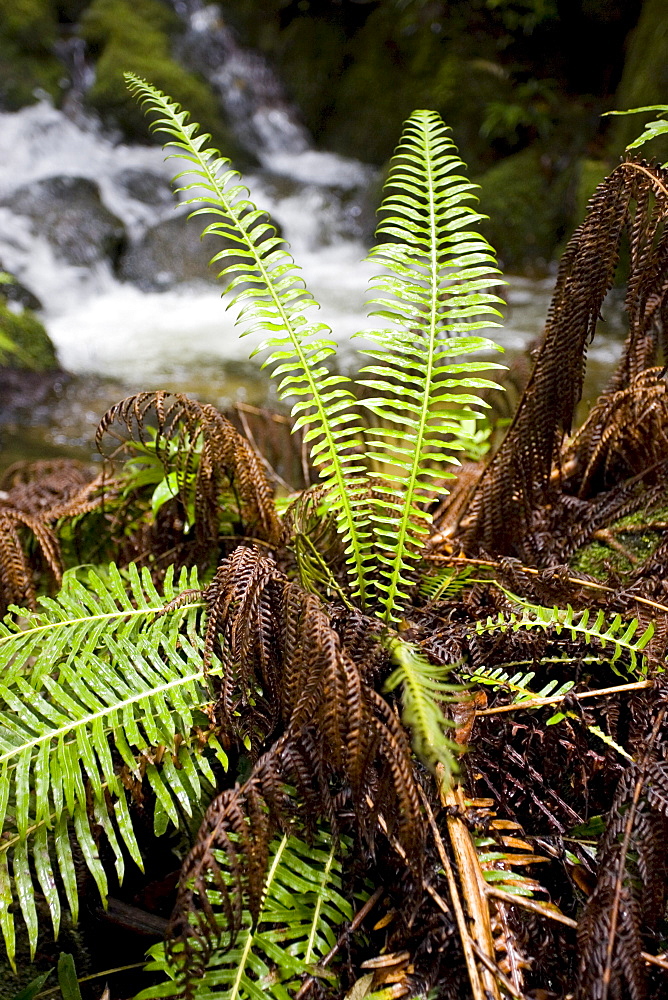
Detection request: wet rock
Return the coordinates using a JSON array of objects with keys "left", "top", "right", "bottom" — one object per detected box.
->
[
  {"left": 118, "top": 209, "right": 282, "bottom": 289},
  {"left": 0, "top": 368, "right": 70, "bottom": 427},
  {"left": 2, "top": 175, "right": 126, "bottom": 267},
  {"left": 117, "top": 211, "right": 229, "bottom": 289},
  {"left": 115, "top": 168, "right": 175, "bottom": 208}
]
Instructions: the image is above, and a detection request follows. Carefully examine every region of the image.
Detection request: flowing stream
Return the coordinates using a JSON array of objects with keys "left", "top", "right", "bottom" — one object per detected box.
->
[{"left": 0, "top": 7, "right": 625, "bottom": 469}]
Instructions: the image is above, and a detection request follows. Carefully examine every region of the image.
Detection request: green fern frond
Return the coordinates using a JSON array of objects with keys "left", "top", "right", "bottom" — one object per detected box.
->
[
  {"left": 124, "top": 75, "right": 372, "bottom": 604},
  {"left": 384, "top": 636, "right": 462, "bottom": 782},
  {"left": 605, "top": 104, "right": 668, "bottom": 163},
  {"left": 465, "top": 663, "right": 575, "bottom": 703},
  {"left": 138, "top": 831, "right": 354, "bottom": 1000},
  {"left": 0, "top": 564, "right": 225, "bottom": 969},
  {"left": 418, "top": 564, "right": 476, "bottom": 602},
  {"left": 476, "top": 595, "right": 654, "bottom": 678},
  {"left": 357, "top": 109, "right": 506, "bottom": 621}
]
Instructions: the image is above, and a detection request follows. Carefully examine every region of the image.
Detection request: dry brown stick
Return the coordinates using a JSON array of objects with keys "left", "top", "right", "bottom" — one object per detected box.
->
[
  {"left": 484, "top": 885, "right": 577, "bottom": 929},
  {"left": 425, "top": 553, "right": 668, "bottom": 616},
  {"left": 483, "top": 886, "right": 668, "bottom": 973},
  {"left": 470, "top": 940, "right": 525, "bottom": 1000},
  {"left": 474, "top": 679, "right": 653, "bottom": 717},
  {"left": 438, "top": 780, "right": 503, "bottom": 1000},
  {"left": 293, "top": 886, "right": 384, "bottom": 1000},
  {"left": 419, "top": 784, "right": 495, "bottom": 1000}
]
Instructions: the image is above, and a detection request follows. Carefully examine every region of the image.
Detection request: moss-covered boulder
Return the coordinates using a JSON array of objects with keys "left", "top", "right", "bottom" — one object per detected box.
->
[
  {"left": 608, "top": 0, "right": 668, "bottom": 163},
  {"left": 80, "top": 0, "right": 238, "bottom": 152},
  {"left": 0, "top": 300, "right": 59, "bottom": 372},
  {"left": 0, "top": 0, "right": 64, "bottom": 108},
  {"left": 475, "top": 147, "right": 573, "bottom": 269}
]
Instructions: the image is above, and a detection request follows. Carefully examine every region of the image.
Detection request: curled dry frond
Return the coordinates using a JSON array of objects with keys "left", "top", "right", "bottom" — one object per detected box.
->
[
  {"left": 167, "top": 545, "right": 427, "bottom": 989},
  {"left": 0, "top": 459, "right": 103, "bottom": 611},
  {"left": 577, "top": 760, "right": 668, "bottom": 1000},
  {"left": 97, "top": 391, "right": 281, "bottom": 550}
]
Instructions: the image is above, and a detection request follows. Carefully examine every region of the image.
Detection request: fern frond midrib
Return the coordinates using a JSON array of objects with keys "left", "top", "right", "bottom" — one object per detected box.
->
[
  {"left": 131, "top": 78, "right": 368, "bottom": 605},
  {"left": 228, "top": 833, "right": 289, "bottom": 1000},
  {"left": 0, "top": 662, "right": 207, "bottom": 767},
  {"left": 381, "top": 119, "right": 440, "bottom": 622},
  {"left": 0, "top": 600, "right": 204, "bottom": 651},
  {"left": 304, "top": 839, "right": 336, "bottom": 964}
]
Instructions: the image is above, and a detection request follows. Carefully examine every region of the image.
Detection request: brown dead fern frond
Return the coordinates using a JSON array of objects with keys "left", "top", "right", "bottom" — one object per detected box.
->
[
  {"left": 463, "top": 159, "right": 668, "bottom": 559},
  {"left": 167, "top": 545, "right": 427, "bottom": 992},
  {"left": 563, "top": 368, "right": 668, "bottom": 498},
  {"left": 97, "top": 392, "right": 281, "bottom": 555},
  {"left": 576, "top": 710, "right": 668, "bottom": 1000}
]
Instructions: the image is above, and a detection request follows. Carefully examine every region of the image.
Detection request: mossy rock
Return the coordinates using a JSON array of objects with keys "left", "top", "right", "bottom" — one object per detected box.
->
[
  {"left": 0, "top": 300, "right": 59, "bottom": 372},
  {"left": 475, "top": 147, "right": 572, "bottom": 268},
  {"left": 0, "top": 0, "right": 64, "bottom": 108},
  {"left": 608, "top": 0, "right": 668, "bottom": 164},
  {"left": 0, "top": 0, "right": 57, "bottom": 51},
  {"left": 269, "top": 16, "right": 347, "bottom": 141},
  {"left": 570, "top": 504, "right": 668, "bottom": 583},
  {"left": 80, "top": 0, "right": 238, "bottom": 152}
]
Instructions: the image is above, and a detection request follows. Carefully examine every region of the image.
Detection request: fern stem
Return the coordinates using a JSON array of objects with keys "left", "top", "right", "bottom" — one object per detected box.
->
[
  {"left": 304, "top": 839, "right": 336, "bottom": 965},
  {"left": 381, "top": 118, "right": 439, "bottom": 623},
  {"left": 228, "top": 833, "right": 289, "bottom": 1000},
  {"left": 474, "top": 679, "right": 652, "bottom": 716}
]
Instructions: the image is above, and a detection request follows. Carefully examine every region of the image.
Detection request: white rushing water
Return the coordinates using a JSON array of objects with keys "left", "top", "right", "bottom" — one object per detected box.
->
[
  {"left": 0, "top": 98, "right": 621, "bottom": 403},
  {"left": 0, "top": 100, "right": 382, "bottom": 388}
]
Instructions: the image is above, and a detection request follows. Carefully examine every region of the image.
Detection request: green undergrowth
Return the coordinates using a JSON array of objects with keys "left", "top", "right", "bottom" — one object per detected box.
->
[
  {"left": 0, "top": 300, "right": 59, "bottom": 371},
  {"left": 0, "top": 0, "right": 62, "bottom": 108}
]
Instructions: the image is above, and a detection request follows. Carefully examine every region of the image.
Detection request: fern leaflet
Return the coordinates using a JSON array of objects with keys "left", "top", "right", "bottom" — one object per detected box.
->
[
  {"left": 384, "top": 636, "right": 461, "bottom": 783},
  {"left": 137, "top": 831, "right": 353, "bottom": 1000},
  {"left": 124, "top": 75, "right": 372, "bottom": 604},
  {"left": 476, "top": 595, "right": 654, "bottom": 677},
  {"left": 0, "top": 564, "right": 225, "bottom": 969},
  {"left": 358, "top": 110, "right": 505, "bottom": 621}
]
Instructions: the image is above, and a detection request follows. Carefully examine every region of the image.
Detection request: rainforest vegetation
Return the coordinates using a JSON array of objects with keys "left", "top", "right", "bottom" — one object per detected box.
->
[
  {"left": 2, "top": 3, "right": 668, "bottom": 1000},
  {"left": 1, "top": 69, "right": 668, "bottom": 1000}
]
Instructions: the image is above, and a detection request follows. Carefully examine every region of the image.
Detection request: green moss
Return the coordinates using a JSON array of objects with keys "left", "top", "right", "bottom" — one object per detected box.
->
[
  {"left": 0, "top": 301, "right": 59, "bottom": 372},
  {"left": 475, "top": 147, "right": 571, "bottom": 268},
  {"left": 80, "top": 0, "right": 237, "bottom": 151},
  {"left": 608, "top": 0, "right": 668, "bottom": 163},
  {"left": 570, "top": 503, "right": 668, "bottom": 583},
  {"left": 0, "top": 0, "right": 57, "bottom": 51},
  {"left": 0, "top": 0, "right": 64, "bottom": 108},
  {"left": 270, "top": 16, "right": 347, "bottom": 139}
]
